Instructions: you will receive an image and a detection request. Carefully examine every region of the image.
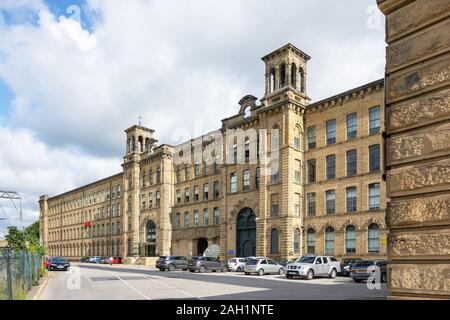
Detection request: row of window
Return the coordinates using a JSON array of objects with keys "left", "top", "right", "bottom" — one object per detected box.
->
[
  {"left": 49, "top": 240, "right": 123, "bottom": 257},
  {"left": 49, "top": 203, "right": 122, "bottom": 228},
  {"left": 306, "top": 224, "right": 381, "bottom": 254},
  {"left": 49, "top": 185, "right": 122, "bottom": 215},
  {"left": 307, "top": 144, "right": 380, "bottom": 183},
  {"left": 174, "top": 208, "right": 220, "bottom": 228},
  {"left": 307, "top": 106, "right": 381, "bottom": 149},
  {"left": 307, "top": 183, "right": 380, "bottom": 216},
  {"left": 49, "top": 221, "right": 121, "bottom": 241}
]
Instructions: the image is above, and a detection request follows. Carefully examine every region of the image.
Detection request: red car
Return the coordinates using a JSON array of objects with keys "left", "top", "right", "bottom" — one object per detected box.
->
[
  {"left": 45, "top": 256, "right": 51, "bottom": 269},
  {"left": 107, "top": 257, "right": 122, "bottom": 264}
]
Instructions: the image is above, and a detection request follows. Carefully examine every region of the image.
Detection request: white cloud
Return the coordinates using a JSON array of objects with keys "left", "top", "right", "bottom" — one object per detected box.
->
[{"left": 0, "top": 0, "right": 386, "bottom": 230}]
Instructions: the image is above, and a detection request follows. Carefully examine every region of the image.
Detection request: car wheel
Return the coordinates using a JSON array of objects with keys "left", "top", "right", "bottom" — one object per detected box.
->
[
  {"left": 278, "top": 268, "right": 285, "bottom": 275},
  {"left": 306, "top": 269, "right": 314, "bottom": 280},
  {"left": 329, "top": 269, "right": 337, "bottom": 279},
  {"left": 212, "top": 270, "right": 217, "bottom": 272},
  {"left": 189, "top": 269, "right": 196, "bottom": 273},
  {"left": 236, "top": 267, "right": 242, "bottom": 272},
  {"left": 222, "top": 266, "right": 228, "bottom": 273},
  {"left": 381, "top": 273, "right": 387, "bottom": 283},
  {"left": 286, "top": 274, "right": 293, "bottom": 279},
  {"left": 354, "top": 279, "right": 362, "bottom": 283},
  {"left": 159, "top": 268, "right": 165, "bottom": 271},
  {"left": 168, "top": 264, "right": 175, "bottom": 271},
  {"left": 257, "top": 269, "right": 264, "bottom": 276},
  {"left": 244, "top": 272, "right": 250, "bottom": 275},
  {"left": 199, "top": 265, "right": 206, "bottom": 273}
]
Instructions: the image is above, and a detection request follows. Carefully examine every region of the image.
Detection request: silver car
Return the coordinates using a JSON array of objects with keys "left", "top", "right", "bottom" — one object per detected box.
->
[
  {"left": 244, "top": 257, "right": 285, "bottom": 276},
  {"left": 227, "top": 257, "right": 246, "bottom": 272},
  {"left": 156, "top": 256, "right": 189, "bottom": 271}
]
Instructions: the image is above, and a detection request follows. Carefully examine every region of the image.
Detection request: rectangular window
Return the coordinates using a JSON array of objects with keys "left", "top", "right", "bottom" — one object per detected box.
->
[
  {"left": 243, "top": 170, "right": 250, "bottom": 191},
  {"left": 184, "top": 212, "right": 189, "bottom": 228},
  {"left": 193, "top": 210, "right": 199, "bottom": 226},
  {"left": 326, "top": 119, "right": 336, "bottom": 145},
  {"left": 175, "top": 213, "right": 180, "bottom": 228},
  {"left": 244, "top": 140, "right": 250, "bottom": 163},
  {"left": 271, "top": 160, "right": 279, "bottom": 184},
  {"left": 156, "top": 168, "right": 161, "bottom": 184},
  {"left": 307, "top": 159, "right": 316, "bottom": 183},
  {"left": 203, "top": 209, "right": 209, "bottom": 226},
  {"left": 369, "top": 183, "right": 380, "bottom": 210},
  {"left": 185, "top": 165, "right": 190, "bottom": 180},
  {"left": 256, "top": 167, "right": 260, "bottom": 189},
  {"left": 149, "top": 170, "right": 154, "bottom": 185},
  {"left": 203, "top": 184, "right": 209, "bottom": 201},
  {"left": 347, "top": 149, "right": 357, "bottom": 177},
  {"left": 294, "top": 193, "right": 301, "bottom": 216},
  {"left": 204, "top": 159, "right": 209, "bottom": 176},
  {"left": 194, "top": 186, "right": 199, "bottom": 202},
  {"left": 141, "top": 194, "right": 145, "bottom": 209},
  {"left": 326, "top": 155, "right": 336, "bottom": 180},
  {"left": 185, "top": 188, "right": 190, "bottom": 203},
  {"left": 307, "top": 193, "right": 316, "bottom": 216},
  {"left": 176, "top": 166, "right": 181, "bottom": 183},
  {"left": 294, "top": 159, "right": 301, "bottom": 184},
  {"left": 176, "top": 190, "right": 180, "bottom": 204},
  {"left": 230, "top": 173, "right": 237, "bottom": 193},
  {"left": 346, "top": 187, "right": 357, "bottom": 212},
  {"left": 369, "top": 144, "right": 380, "bottom": 172},
  {"left": 155, "top": 191, "right": 160, "bottom": 208},
  {"left": 213, "top": 181, "right": 220, "bottom": 200},
  {"left": 346, "top": 113, "right": 357, "bottom": 139},
  {"left": 214, "top": 155, "right": 221, "bottom": 174},
  {"left": 233, "top": 144, "right": 238, "bottom": 164},
  {"left": 195, "top": 163, "right": 200, "bottom": 178},
  {"left": 213, "top": 207, "right": 219, "bottom": 225},
  {"left": 307, "top": 126, "right": 316, "bottom": 149},
  {"left": 271, "top": 193, "right": 279, "bottom": 217},
  {"left": 326, "top": 190, "right": 336, "bottom": 214},
  {"left": 369, "top": 106, "right": 381, "bottom": 134}
]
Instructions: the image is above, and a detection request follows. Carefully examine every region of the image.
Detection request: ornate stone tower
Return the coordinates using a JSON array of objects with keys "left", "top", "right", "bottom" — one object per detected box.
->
[
  {"left": 122, "top": 125, "right": 157, "bottom": 257},
  {"left": 258, "top": 43, "right": 310, "bottom": 258}
]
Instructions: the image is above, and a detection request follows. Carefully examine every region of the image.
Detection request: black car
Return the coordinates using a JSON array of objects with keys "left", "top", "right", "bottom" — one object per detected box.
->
[
  {"left": 339, "top": 258, "right": 362, "bottom": 276},
  {"left": 80, "top": 256, "right": 90, "bottom": 263},
  {"left": 48, "top": 256, "right": 70, "bottom": 271}
]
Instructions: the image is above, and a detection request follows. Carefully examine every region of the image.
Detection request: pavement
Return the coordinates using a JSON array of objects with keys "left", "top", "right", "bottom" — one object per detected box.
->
[{"left": 35, "top": 263, "right": 387, "bottom": 300}]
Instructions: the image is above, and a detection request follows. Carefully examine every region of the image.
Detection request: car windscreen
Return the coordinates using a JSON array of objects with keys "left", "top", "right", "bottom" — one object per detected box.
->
[
  {"left": 245, "top": 259, "right": 258, "bottom": 265},
  {"left": 295, "top": 256, "right": 316, "bottom": 263},
  {"left": 51, "top": 257, "right": 67, "bottom": 263},
  {"left": 354, "top": 260, "right": 375, "bottom": 267}
]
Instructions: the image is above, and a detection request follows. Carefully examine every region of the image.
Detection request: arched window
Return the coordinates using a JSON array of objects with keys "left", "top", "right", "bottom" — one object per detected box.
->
[
  {"left": 146, "top": 220, "right": 157, "bottom": 257},
  {"left": 325, "top": 227, "right": 335, "bottom": 255},
  {"left": 270, "top": 229, "right": 279, "bottom": 254},
  {"left": 299, "top": 67, "right": 306, "bottom": 93},
  {"left": 280, "top": 64, "right": 286, "bottom": 88},
  {"left": 346, "top": 225, "right": 356, "bottom": 253},
  {"left": 138, "top": 136, "right": 144, "bottom": 152},
  {"left": 307, "top": 229, "right": 315, "bottom": 254},
  {"left": 244, "top": 106, "right": 251, "bottom": 118},
  {"left": 294, "top": 126, "right": 301, "bottom": 149},
  {"left": 293, "top": 228, "right": 301, "bottom": 254},
  {"left": 244, "top": 137, "right": 250, "bottom": 163},
  {"left": 368, "top": 224, "right": 380, "bottom": 253},
  {"left": 291, "top": 63, "right": 297, "bottom": 88},
  {"left": 270, "top": 68, "right": 276, "bottom": 92}
]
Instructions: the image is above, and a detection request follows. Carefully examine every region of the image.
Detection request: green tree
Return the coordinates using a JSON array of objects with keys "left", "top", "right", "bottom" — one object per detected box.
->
[
  {"left": 5, "top": 221, "right": 45, "bottom": 254},
  {"left": 5, "top": 226, "right": 26, "bottom": 251}
]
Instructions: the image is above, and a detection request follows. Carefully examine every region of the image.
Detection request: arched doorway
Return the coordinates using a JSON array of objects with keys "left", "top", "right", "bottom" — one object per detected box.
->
[
  {"left": 236, "top": 208, "right": 256, "bottom": 257},
  {"left": 197, "top": 238, "right": 208, "bottom": 256},
  {"left": 146, "top": 220, "right": 156, "bottom": 257}
]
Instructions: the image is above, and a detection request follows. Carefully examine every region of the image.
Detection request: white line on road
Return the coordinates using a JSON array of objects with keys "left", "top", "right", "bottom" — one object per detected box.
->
[
  {"left": 142, "top": 275, "right": 201, "bottom": 300},
  {"left": 109, "top": 271, "right": 152, "bottom": 300}
]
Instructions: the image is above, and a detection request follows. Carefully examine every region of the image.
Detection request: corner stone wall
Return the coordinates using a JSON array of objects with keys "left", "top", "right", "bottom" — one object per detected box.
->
[{"left": 378, "top": 0, "right": 450, "bottom": 299}]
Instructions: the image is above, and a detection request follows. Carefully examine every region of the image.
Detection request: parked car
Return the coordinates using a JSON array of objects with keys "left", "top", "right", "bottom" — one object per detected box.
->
[
  {"left": 244, "top": 257, "right": 285, "bottom": 276},
  {"left": 285, "top": 255, "right": 341, "bottom": 280},
  {"left": 339, "top": 258, "right": 363, "bottom": 276},
  {"left": 45, "top": 256, "right": 51, "bottom": 269},
  {"left": 89, "top": 256, "right": 102, "bottom": 263},
  {"left": 350, "top": 260, "right": 387, "bottom": 283},
  {"left": 227, "top": 257, "right": 246, "bottom": 272},
  {"left": 156, "top": 256, "right": 188, "bottom": 271},
  {"left": 80, "top": 256, "right": 90, "bottom": 263},
  {"left": 48, "top": 256, "right": 70, "bottom": 271},
  {"left": 188, "top": 256, "right": 228, "bottom": 273},
  {"left": 99, "top": 256, "right": 109, "bottom": 264},
  {"left": 107, "top": 256, "right": 122, "bottom": 264}
]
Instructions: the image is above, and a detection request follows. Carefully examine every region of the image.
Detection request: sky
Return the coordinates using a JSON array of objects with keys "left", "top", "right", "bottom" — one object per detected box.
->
[{"left": 0, "top": 0, "right": 386, "bottom": 237}]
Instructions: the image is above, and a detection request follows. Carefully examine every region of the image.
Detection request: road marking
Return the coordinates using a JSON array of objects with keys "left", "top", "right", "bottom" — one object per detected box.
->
[
  {"left": 33, "top": 271, "right": 53, "bottom": 300},
  {"left": 142, "top": 275, "right": 201, "bottom": 300},
  {"left": 109, "top": 271, "right": 152, "bottom": 300}
]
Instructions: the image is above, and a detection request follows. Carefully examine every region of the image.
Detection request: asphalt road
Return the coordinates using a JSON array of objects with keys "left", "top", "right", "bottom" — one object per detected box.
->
[{"left": 37, "top": 263, "right": 387, "bottom": 300}]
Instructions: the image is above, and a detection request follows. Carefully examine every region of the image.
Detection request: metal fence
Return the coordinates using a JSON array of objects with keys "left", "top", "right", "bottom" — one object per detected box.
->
[{"left": 0, "top": 248, "right": 43, "bottom": 300}]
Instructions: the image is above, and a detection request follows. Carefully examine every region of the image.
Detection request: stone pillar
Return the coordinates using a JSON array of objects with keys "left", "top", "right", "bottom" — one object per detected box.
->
[
  {"left": 39, "top": 195, "right": 49, "bottom": 248},
  {"left": 265, "top": 72, "right": 270, "bottom": 96},
  {"left": 378, "top": 0, "right": 450, "bottom": 299}
]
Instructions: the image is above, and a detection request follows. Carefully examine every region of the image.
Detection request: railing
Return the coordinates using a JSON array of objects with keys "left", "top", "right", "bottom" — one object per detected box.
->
[{"left": 0, "top": 248, "right": 43, "bottom": 300}]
